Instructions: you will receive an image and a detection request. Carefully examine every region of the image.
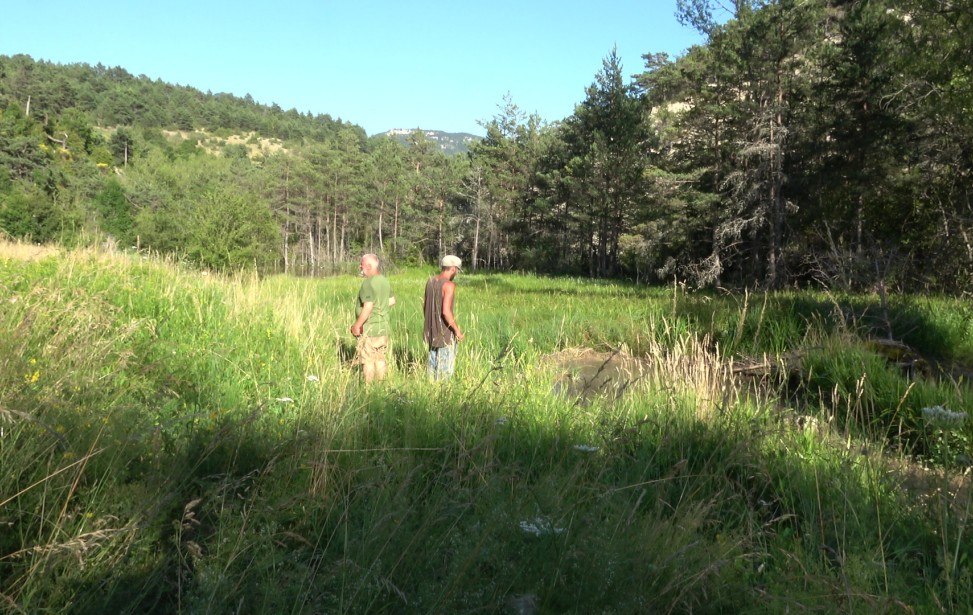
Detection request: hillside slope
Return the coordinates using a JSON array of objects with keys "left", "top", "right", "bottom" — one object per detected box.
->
[{"left": 380, "top": 128, "right": 479, "bottom": 155}]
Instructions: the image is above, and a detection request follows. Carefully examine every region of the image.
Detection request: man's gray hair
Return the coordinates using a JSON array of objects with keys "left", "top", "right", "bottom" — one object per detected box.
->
[{"left": 362, "top": 253, "right": 380, "bottom": 267}]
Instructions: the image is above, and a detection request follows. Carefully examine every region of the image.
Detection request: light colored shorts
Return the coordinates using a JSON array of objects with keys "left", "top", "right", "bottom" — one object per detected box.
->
[{"left": 356, "top": 335, "right": 389, "bottom": 365}]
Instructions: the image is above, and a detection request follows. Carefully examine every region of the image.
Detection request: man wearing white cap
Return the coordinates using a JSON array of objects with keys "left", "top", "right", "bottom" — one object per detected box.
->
[{"left": 423, "top": 255, "right": 465, "bottom": 380}]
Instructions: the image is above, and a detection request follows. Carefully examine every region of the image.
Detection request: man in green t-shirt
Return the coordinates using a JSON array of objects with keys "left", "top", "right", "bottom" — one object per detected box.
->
[{"left": 350, "top": 253, "right": 395, "bottom": 383}]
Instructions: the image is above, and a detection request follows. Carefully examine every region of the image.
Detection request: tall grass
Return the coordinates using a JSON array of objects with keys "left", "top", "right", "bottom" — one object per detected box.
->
[{"left": 1, "top": 240, "right": 971, "bottom": 613}]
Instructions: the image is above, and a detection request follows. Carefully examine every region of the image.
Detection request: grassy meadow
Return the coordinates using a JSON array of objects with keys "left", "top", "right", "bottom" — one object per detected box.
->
[{"left": 2, "top": 240, "right": 972, "bottom": 614}]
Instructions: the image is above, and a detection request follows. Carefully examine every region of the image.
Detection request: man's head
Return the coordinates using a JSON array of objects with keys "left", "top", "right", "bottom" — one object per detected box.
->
[
  {"left": 440, "top": 255, "right": 462, "bottom": 279},
  {"left": 360, "top": 253, "right": 380, "bottom": 277}
]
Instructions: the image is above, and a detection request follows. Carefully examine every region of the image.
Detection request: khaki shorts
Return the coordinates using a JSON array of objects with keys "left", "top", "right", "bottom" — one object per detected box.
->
[{"left": 355, "top": 335, "right": 389, "bottom": 365}]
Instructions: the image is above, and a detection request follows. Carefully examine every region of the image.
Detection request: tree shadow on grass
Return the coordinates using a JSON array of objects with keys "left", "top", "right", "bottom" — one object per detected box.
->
[
  {"left": 462, "top": 274, "right": 644, "bottom": 298},
  {"left": 337, "top": 338, "right": 357, "bottom": 364},
  {"left": 337, "top": 337, "right": 426, "bottom": 376},
  {"left": 675, "top": 290, "right": 970, "bottom": 367},
  {"left": 18, "top": 377, "right": 963, "bottom": 614},
  {"left": 392, "top": 342, "right": 425, "bottom": 375}
]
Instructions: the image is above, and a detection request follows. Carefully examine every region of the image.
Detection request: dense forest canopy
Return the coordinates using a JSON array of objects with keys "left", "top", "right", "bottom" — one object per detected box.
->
[{"left": 1, "top": 0, "right": 971, "bottom": 293}]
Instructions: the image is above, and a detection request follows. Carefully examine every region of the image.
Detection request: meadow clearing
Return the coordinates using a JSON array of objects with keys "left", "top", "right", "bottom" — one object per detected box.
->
[{"left": 2, "top": 240, "right": 972, "bottom": 613}]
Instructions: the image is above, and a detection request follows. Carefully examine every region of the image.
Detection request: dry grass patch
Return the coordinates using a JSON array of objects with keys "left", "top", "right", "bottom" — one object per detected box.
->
[
  {"left": 544, "top": 335, "right": 742, "bottom": 417},
  {"left": 162, "top": 129, "right": 287, "bottom": 157},
  {"left": 545, "top": 347, "right": 646, "bottom": 402},
  {"left": 0, "top": 239, "right": 60, "bottom": 261}
]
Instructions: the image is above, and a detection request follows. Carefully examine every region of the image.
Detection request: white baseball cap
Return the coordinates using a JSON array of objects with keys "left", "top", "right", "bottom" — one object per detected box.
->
[{"left": 440, "top": 255, "right": 462, "bottom": 269}]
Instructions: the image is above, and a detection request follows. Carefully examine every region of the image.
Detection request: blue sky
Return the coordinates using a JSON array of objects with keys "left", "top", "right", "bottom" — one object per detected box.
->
[{"left": 1, "top": 1, "right": 704, "bottom": 136}]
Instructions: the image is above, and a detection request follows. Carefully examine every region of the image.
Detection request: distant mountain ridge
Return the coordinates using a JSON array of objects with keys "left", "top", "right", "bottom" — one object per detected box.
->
[{"left": 380, "top": 129, "right": 480, "bottom": 156}]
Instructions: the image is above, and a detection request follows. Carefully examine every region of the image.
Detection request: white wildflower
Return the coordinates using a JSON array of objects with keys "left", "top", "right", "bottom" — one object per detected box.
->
[
  {"left": 306, "top": 375, "right": 320, "bottom": 382},
  {"left": 922, "top": 405, "right": 967, "bottom": 429},
  {"left": 519, "top": 517, "right": 566, "bottom": 537},
  {"left": 574, "top": 444, "right": 599, "bottom": 453},
  {"left": 274, "top": 397, "right": 295, "bottom": 404}
]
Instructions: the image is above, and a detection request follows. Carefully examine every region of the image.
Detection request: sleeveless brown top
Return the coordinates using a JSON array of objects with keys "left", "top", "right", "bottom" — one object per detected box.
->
[{"left": 423, "top": 276, "right": 454, "bottom": 348}]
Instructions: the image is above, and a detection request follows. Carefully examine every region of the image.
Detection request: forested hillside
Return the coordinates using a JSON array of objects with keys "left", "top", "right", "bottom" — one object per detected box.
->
[
  {"left": 1, "top": 0, "right": 971, "bottom": 292},
  {"left": 381, "top": 129, "right": 479, "bottom": 156}
]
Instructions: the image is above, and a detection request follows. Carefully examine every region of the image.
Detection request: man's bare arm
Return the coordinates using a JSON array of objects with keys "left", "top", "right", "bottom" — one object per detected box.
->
[
  {"left": 441, "top": 282, "right": 464, "bottom": 341},
  {"left": 351, "top": 301, "right": 374, "bottom": 337}
]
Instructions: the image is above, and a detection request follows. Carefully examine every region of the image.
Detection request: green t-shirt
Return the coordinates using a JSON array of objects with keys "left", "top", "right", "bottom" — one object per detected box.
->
[{"left": 357, "top": 274, "right": 392, "bottom": 337}]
